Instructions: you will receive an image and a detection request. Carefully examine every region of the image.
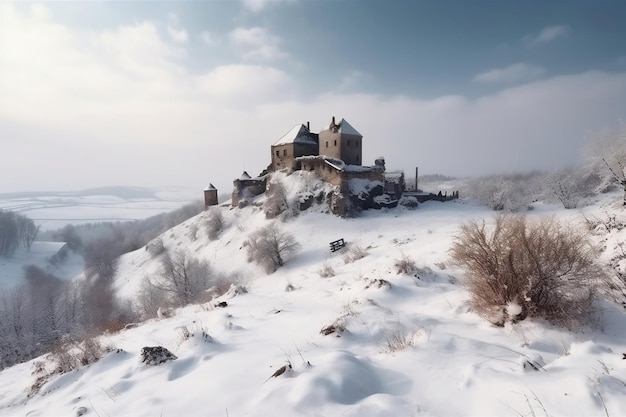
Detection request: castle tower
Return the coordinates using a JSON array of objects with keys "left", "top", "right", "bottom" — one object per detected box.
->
[
  {"left": 318, "top": 116, "right": 363, "bottom": 165},
  {"left": 204, "top": 183, "right": 218, "bottom": 209}
]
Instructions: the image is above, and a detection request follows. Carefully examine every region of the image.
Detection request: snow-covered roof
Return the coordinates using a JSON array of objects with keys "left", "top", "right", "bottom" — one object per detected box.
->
[
  {"left": 204, "top": 183, "right": 217, "bottom": 191},
  {"left": 327, "top": 118, "right": 362, "bottom": 136},
  {"left": 239, "top": 171, "right": 251, "bottom": 180},
  {"left": 272, "top": 124, "right": 318, "bottom": 146}
]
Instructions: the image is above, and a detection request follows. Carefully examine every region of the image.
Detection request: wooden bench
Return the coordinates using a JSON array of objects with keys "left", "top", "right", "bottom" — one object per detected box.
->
[{"left": 330, "top": 238, "right": 345, "bottom": 252}]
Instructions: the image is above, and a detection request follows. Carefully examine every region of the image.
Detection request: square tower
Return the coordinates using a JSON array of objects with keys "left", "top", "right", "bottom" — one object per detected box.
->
[{"left": 318, "top": 116, "right": 363, "bottom": 165}]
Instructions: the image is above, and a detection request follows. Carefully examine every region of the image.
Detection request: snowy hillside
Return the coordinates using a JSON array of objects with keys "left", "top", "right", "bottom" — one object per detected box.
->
[{"left": 1, "top": 177, "right": 626, "bottom": 416}]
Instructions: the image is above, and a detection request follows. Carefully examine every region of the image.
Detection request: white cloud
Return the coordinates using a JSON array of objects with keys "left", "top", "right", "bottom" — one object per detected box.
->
[
  {"left": 524, "top": 25, "right": 568, "bottom": 47},
  {"left": 229, "top": 26, "right": 286, "bottom": 61},
  {"left": 241, "top": 0, "right": 295, "bottom": 13},
  {"left": 201, "top": 30, "right": 217, "bottom": 45},
  {"left": 474, "top": 63, "right": 546, "bottom": 84},
  {"left": 167, "top": 25, "right": 188, "bottom": 43},
  {"left": 196, "top": 64, "right": 293, "bottom": 101}
]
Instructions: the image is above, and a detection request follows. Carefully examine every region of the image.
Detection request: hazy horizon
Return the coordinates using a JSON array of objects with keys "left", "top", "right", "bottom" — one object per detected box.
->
[{"left": 2, "top": 1, "right": 626, "bottom": 194}]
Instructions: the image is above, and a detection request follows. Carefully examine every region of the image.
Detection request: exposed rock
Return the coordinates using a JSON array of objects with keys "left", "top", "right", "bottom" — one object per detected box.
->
[{"left": 141, "top": 346, "right": 177, "bottom": 366}]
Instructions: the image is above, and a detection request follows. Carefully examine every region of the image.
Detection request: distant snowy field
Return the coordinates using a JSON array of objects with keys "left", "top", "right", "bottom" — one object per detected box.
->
[
  {"left": 0, "top": 186, "right": 198, "bottom": 288},
  {"left": 0, "top": 186, "right": 199, "bottom": 231},
  {"left": 1, "top": 174, "right": 625, "bottom": 417}
]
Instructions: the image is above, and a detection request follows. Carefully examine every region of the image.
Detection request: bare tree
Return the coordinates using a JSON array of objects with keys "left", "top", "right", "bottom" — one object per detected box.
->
[
  {"left": 246, "top": 224, "right": 301, "bottom": 273},
  {"left": 546, "top": 169, "right": 581, "bottom": 209},
  {"left": 16, "top": 216, "right": 40, "bottom": 251},
  {"left": 0, "top": 210, "right": 18, "bottom": 257},
  {"left": 588, "top": 124, "right": 626, "bottom": 204},
  {"left": 450, "top": 215, "right": 605, "bottom": 327},
  {"left": 153, "top": 250, "right": 213, "bottom": 306},
  {"left": 137, "top": 277, "right": 171, "bottom": 318}
]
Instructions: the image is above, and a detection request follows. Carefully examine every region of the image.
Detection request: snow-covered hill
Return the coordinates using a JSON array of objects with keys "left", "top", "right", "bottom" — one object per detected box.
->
[{"left": 1, "top": 176, "right": 626, "bottom": 417}]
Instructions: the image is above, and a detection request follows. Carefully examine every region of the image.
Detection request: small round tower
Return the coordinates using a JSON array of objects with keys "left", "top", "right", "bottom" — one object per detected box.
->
[{"left": 204, "top": 183, "right": 218, "bottom": 209}]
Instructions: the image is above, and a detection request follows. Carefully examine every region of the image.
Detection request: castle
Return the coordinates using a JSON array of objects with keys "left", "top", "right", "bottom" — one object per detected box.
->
[
  {"left": 229, "top": 116, "right": 402, "bottom": 214},
  {"left": 206, "top": 116, "right": 457, "bottom": 213}
]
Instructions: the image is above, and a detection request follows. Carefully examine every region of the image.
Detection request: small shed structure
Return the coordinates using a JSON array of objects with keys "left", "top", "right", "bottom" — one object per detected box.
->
[{"left": 204, "top": 183, "right": 218, "bottom": 209}]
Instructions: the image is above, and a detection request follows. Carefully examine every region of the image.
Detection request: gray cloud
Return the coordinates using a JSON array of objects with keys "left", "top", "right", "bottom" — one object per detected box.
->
[
  {"left": 474, "top": 63, "right": 546, "bottom": 84},
  {"left": 523, "top": 25, "right": 569, "bottom": 47}
]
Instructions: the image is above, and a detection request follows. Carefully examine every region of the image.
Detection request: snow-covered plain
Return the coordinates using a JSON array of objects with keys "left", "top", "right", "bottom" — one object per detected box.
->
[
  {"left": 0, "top": 186, "right": 198, "bottom": 231},
  {"left": 1, "top": 175, "right": 626, "bottom": 417}
]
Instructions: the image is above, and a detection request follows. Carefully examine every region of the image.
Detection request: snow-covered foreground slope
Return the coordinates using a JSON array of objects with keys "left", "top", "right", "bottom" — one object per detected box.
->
[{"left": 1, "top": 191, "right": 626, "bottom": 417}]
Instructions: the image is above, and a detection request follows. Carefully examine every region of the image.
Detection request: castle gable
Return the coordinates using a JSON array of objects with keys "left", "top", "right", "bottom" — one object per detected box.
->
[
  {"left": 273, "top": 124, "right": 317, "bottom": 146},
  {"left": 325, "top": 118, "right": 361, "bottom": 137}
]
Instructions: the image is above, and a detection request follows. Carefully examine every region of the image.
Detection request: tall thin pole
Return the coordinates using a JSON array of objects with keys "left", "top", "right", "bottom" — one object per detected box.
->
[{"left": 415, "top": 167, "right": 418, "bottom": 191}]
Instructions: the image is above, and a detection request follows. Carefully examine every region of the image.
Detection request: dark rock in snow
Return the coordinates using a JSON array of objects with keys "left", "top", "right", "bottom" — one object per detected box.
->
[{"left": 141, "top": 346, "right": 177, "bottom": 366}]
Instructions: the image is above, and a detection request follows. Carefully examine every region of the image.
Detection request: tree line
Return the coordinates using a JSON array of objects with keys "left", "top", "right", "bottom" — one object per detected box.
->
[{"left": 0, "top": 210, "right": 40, "bottom": 257}]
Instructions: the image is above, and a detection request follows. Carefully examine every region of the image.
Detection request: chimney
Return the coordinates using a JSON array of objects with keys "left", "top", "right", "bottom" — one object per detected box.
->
[
  {"left": 306, "top": 121, "right": 310, "bottom": 130},
  {"left": 331, "top": 116, "right": 336, "bottom": 127}
]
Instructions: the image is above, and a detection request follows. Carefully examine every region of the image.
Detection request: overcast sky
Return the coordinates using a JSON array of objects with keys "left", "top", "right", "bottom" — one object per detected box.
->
[{"left": 1, "top": 1, "right": 626, "bottom": 193}]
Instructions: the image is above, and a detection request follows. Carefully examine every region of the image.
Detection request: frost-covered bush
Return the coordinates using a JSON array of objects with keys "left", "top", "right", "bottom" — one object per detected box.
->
[
  {"left": 586, "top": 125, "right": 626, "bottom": 205},
  {"left": 318, "top": 263, "right": 336, "bottom": 278},
  {"left": 146, "top": 237, "right": 165, "bottom": 257},
  {"left": 450, "top": 215, "right": 605, "bottom": 327},
  {"left": 544, "top": 168, "right": 600, "bottom": 209},
  {"left": 394, "top": 252, "right": 417, "bottom": 275},
  {"left": 343, "top": 244, "right": 367, "bottom": 264},
  {"left": 205, "top": 207, "right": 224, "bottom": 240},
  {"left": 465, "top": 172, "right": 543, "bottom": 212},
  {"left": 245, "top": 224, "right": 300, "bottom": 273},
  {"left": 263, "top": 180, "right": 288, "bottom": 219},
  {"left": 154, "top": 251, "right": 214, "bottom": 306}
]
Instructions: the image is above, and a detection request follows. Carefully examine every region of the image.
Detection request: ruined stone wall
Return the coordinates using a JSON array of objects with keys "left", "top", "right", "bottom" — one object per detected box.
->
[
  {"left": 231, "top": 177, "right": 268, "bottom": 206},
  {"left": 298, "top": 157, "right": 343, "bottom": 187}
]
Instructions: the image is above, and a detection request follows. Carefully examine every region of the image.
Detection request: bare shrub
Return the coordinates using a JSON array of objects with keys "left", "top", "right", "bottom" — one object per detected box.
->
[
  {"left": 587, "top": 124, "right": 626, "bottom": 205},
  {"left": 343, "top": 244, "right": 367, "bottom": 264},
  {"left": 450, "top": 215, "right": 606, "bottom": 327},
  {"left": 318, "top": 263, "right": 336, "bottom": 278},
  {"left": 547, "top": 169, "right": 582, "bottom": 209},
  {"left": 380, "top": 329, "right": 416, "bottom": 353},
  {"left": 152, "top": 250, "right": 214, "bottom": 306},
  {"left": 188, "top": 224, "right": 199, "bottom": 241},
  {"left": 137, "top": 276, "right": 171, "bottom": 318},
  {"left": 263, "top": 180, "right": 288, "bottom": 219},
  {"left": 31, "top": 335, "right": 110, "bottom": 395},
  {"left": 394, "top": 252, "right": 417, "bottom": 275},
  {"left": 245, "top": 224, "right": 301, "bottom": 273},
  {"left": 146, "top": 237, "right": 165, "bottom": 257},
  {"left": 206, "top": 208, "right": 224, "bottom": 241}
]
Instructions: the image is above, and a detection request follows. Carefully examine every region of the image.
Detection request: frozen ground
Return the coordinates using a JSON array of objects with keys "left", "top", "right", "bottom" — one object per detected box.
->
[{"left": 0, "top": 176, "right": 625, "bottom": 417}]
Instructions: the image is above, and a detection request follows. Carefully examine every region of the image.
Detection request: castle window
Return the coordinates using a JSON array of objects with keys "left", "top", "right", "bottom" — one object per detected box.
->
[
  {"left": 325, "top": 141, "right": 328, "bottom": 148},
  {"left": 334, "top": 140, "right": 337, "bottom": 146},
  {"left": 347, "top": 140, "right": 351, "bottom": 147},
  {"left": 356, "top": 155, "right": 360, "bottom": 163},
  {"left": 283, "top": 149, "right": 287, "bottom": 156},
  {"left": 275, "top": 150, "right": 279, "bottom": 157}
]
